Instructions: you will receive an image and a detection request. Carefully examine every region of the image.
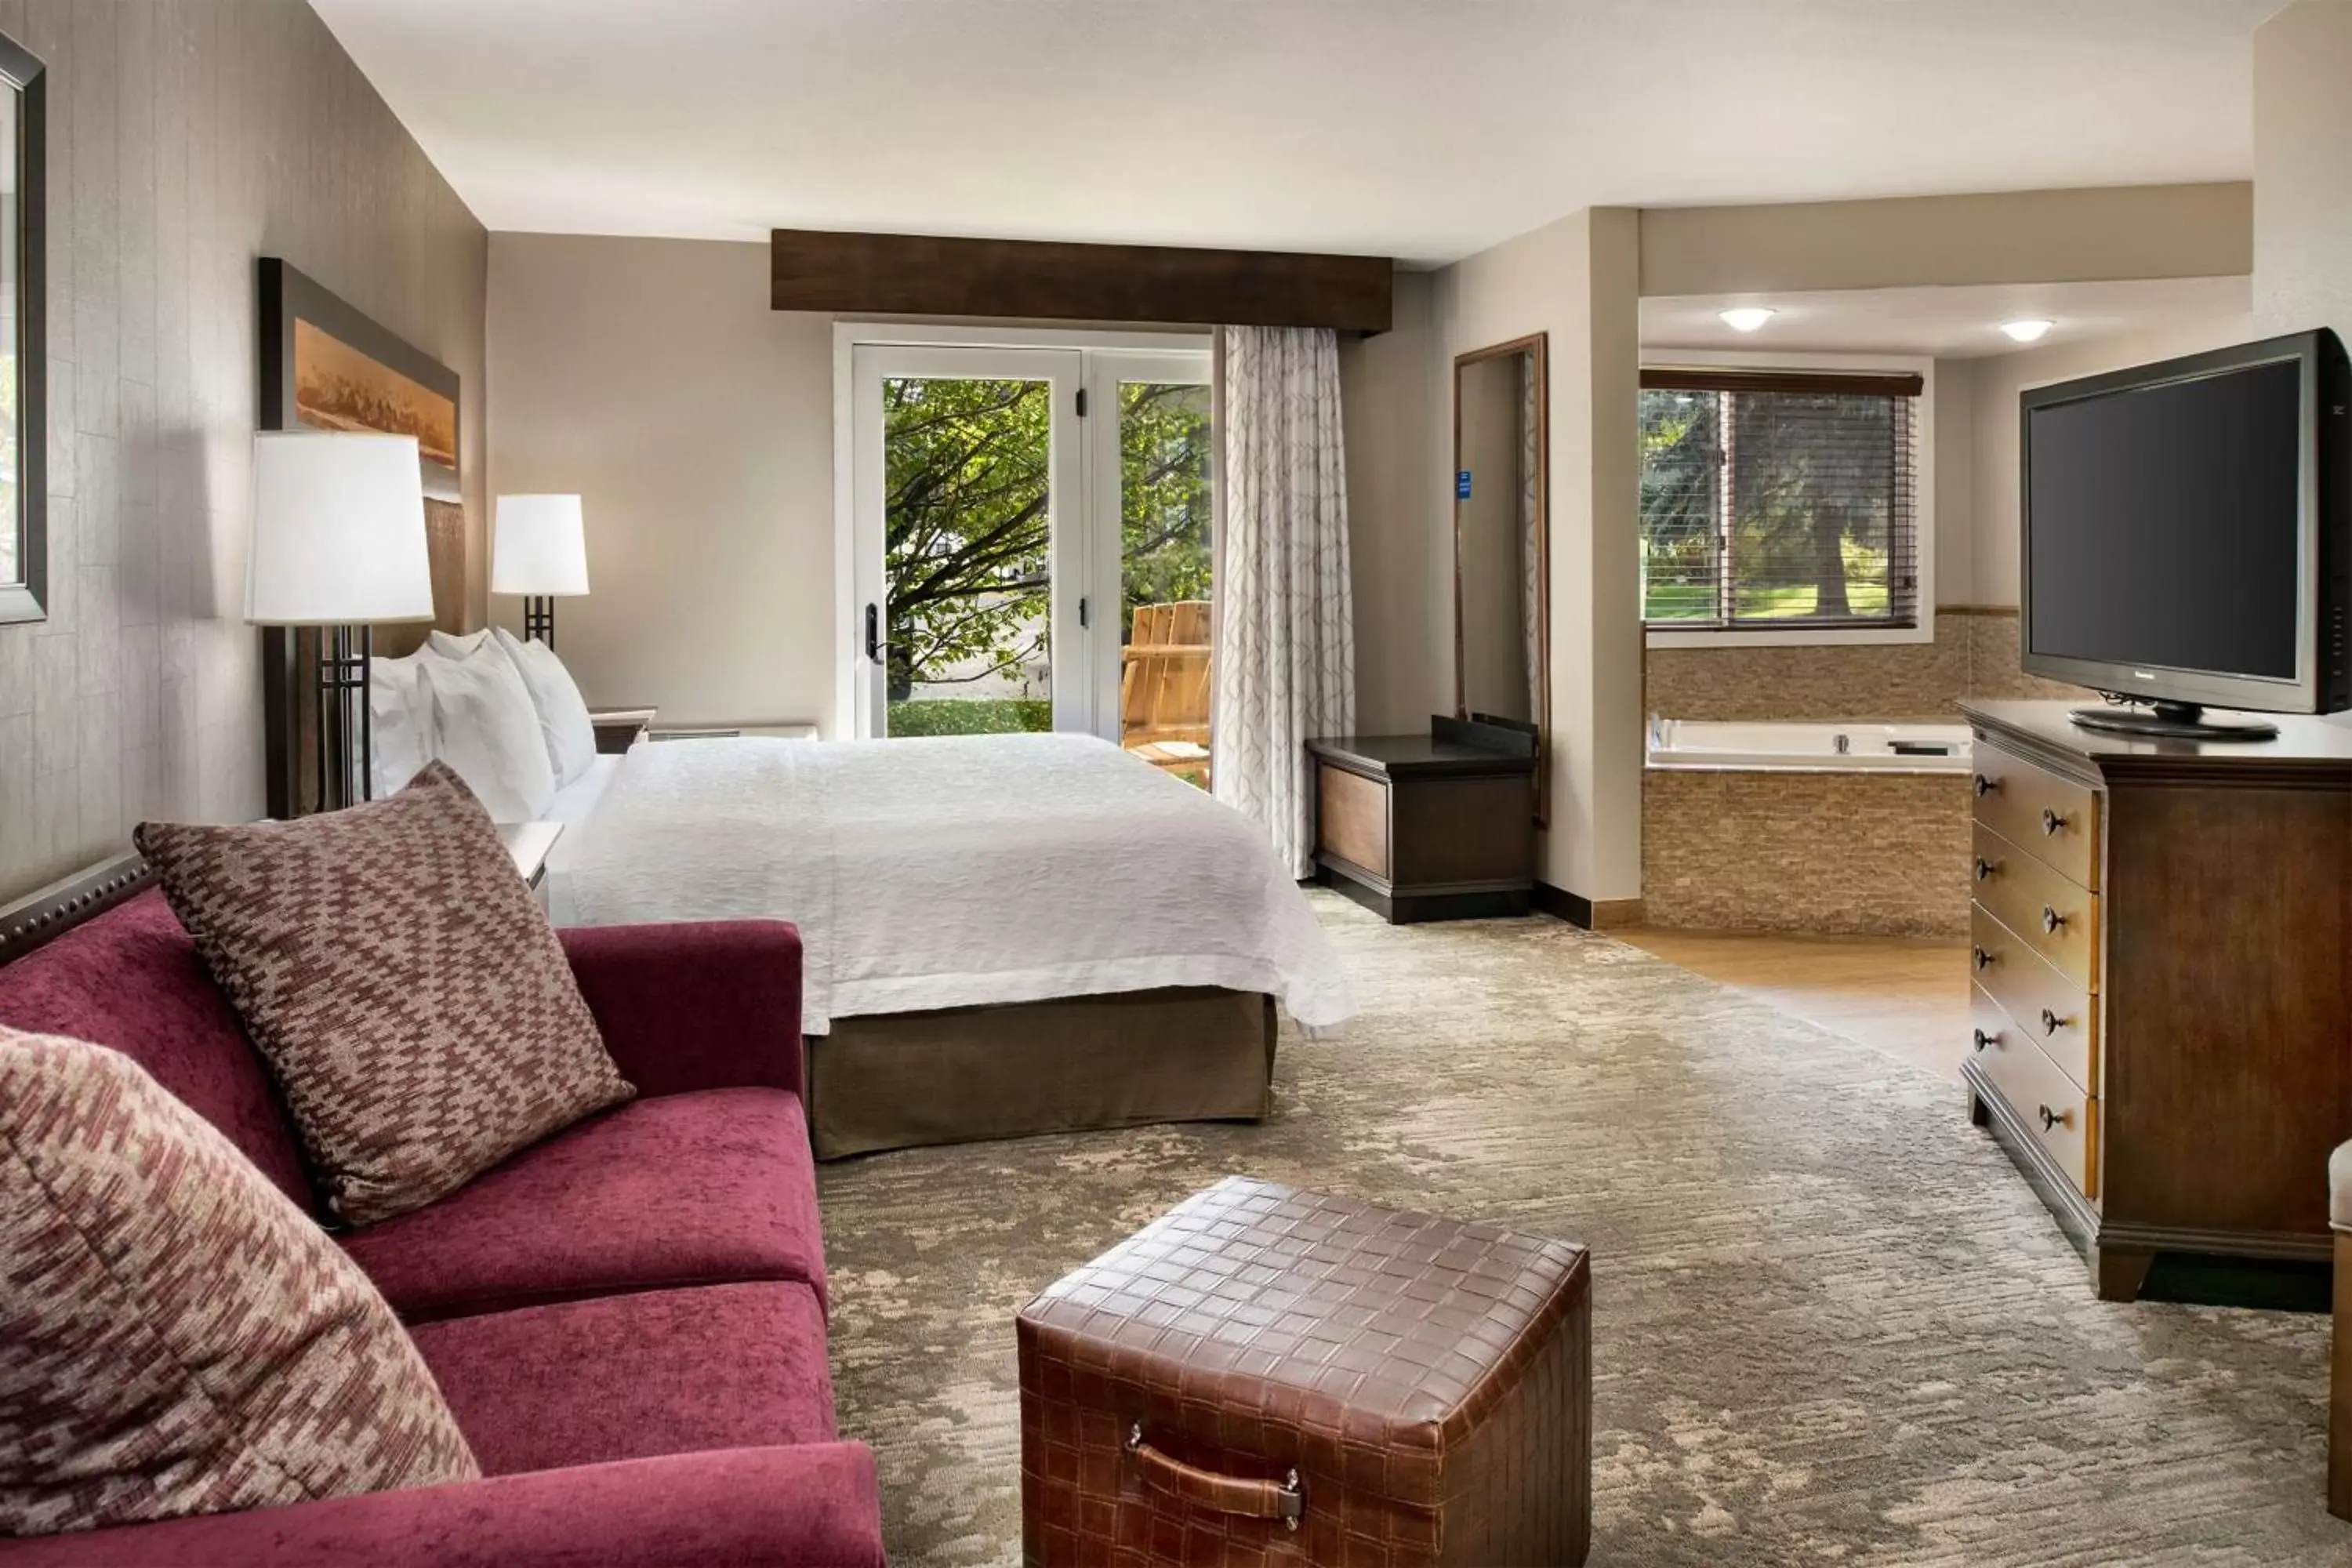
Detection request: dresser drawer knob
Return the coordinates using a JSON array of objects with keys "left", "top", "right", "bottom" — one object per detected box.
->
[
  {"left": 2039, "top": 1007, "right": 2065, "bottom": 1035},
  {"left": 2038, "top": 1104, "right": 2072, "bottom": 1132},
  {"left": 1972, "top": 946, "right": 1995, "bottom": 971},
  {"left": 1973, "top": 1028, "right": 1998, "bottom": 1052},
  {"left": 2041, "top": 906, "right": 2066, "bottom": 934},
  {"left": 2041, "top": 808, "right": 2068, "bottom": 837},
  {"left": 1973, "top": 773, "right": 1999, "bottom": 797},
  {"left": 1973, "top": 857, "right": 1998, "bottom": 882}
]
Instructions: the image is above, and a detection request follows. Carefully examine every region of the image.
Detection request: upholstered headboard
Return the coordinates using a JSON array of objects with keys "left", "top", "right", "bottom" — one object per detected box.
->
[{"left": 374, "top": 497, "right": 468, "bottom": 660}]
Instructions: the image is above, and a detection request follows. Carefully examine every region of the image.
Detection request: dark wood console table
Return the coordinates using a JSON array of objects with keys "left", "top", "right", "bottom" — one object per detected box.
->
[
  {"left": 1959, "top": 699, "right": 2352, "bottom": 1301},
  {"left": 1305, "top": 717, "right": 1537, "bottom": 924}
]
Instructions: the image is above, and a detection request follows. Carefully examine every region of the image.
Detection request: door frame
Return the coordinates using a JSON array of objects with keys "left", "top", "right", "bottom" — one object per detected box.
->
[{"left": 831, "top": 323, "right": 1211, "bottom": 741}]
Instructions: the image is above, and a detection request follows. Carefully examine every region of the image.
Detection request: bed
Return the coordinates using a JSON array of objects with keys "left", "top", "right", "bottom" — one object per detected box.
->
[{"left": 542, "top": 731, "right": 1352, "bottom": 1157}]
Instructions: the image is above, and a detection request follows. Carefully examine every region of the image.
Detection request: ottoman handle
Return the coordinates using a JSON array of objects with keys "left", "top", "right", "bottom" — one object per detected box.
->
[{"left": 1127, "top": 1422, "right": 1304, "bottom": 1531}]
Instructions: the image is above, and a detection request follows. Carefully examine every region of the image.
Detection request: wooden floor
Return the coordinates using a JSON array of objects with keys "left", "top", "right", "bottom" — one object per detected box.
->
[{"left": 1615, "top": 928, "right": 1969, "bottom": 1083}]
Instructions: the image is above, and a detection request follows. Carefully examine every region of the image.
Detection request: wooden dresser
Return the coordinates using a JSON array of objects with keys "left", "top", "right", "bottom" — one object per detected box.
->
[
  {"left": 1305, "top": 719, "right": 1537, "bottom": 924},
  {"left": 1959, "top": 700, "right": 2352, "bottom": 1301}
]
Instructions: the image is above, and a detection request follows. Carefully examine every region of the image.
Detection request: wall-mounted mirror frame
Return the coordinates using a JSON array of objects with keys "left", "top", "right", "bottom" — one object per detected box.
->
[
  {"left": 0, "top": 28, "right": 44, "bottom": 626},
  {"left": 1453, "top": 332, "right": 1548, "bottom": 828}
]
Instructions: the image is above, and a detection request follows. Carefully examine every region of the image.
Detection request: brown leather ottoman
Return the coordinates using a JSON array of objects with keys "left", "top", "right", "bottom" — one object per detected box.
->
[{"left": 1017, "top": 1176, "right": 1592, "bottom": 1566}]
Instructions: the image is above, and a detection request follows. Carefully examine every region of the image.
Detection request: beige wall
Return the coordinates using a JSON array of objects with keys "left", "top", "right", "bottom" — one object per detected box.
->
[
  {"left": 2254, "top": 2, "right": 2352, "bottom": 347},
  {"left": 1338, "top": 270, "right": 1442, "bottom": 735},
  {"left": 0, "top": 0, "right": 488, "bottom": 904},
  {"left": 1426, "top": 208, "right": 1642, "bottom": 902},
  {"left": 1933, "top": 358, "right": 1976, "bottom": 604},
  {"left": 487, "top": 234, "right": 837, "bottom": 734},
  {"left": 1965, "top": 315, "right": 2255, "bottom": 607},
  {"left": 1639, "top": 184, "right": 2252, "bottom": 299},
  {"left": 2252, "top": 1, "right": 2352, "bottom": 737}
]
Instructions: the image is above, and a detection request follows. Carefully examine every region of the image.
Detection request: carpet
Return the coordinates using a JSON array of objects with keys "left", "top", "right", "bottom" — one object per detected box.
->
[{"left": 817, "top": 893, "right": 2343, "bottom": 1565}]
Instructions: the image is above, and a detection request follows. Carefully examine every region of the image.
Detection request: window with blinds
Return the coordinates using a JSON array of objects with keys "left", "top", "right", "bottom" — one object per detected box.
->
[{"left": 1639, "top": 368, "right": 1922, "bottom": 630}]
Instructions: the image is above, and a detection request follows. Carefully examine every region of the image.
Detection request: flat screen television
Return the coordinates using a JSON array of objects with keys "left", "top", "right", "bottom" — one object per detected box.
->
[{"left": 2020, "top": 327, "right": 2349, "bottom": 739}]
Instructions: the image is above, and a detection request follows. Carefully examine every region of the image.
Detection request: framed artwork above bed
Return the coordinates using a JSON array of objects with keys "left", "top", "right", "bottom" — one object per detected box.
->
[{"left": 257, "top": 259, "right": 466, "bottom": 818}]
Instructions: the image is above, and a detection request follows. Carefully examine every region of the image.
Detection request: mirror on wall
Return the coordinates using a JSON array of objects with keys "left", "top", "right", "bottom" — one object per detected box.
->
[
  {"left": 1453, "top": 334, "right": 1548, "bottom": 824},
  {"left": 0, "top": 29, "right": 43, "bottom": 626}
]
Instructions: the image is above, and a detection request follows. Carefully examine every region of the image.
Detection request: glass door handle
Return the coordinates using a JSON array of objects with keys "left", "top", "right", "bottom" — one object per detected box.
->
[{"left": 864, "top": 603, "right": 887, "bottom": 663}]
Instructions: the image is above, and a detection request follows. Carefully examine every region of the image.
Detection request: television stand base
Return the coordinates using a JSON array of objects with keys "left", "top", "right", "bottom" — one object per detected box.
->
[{"left": 2070, "top": 700, "right": 2279, "bottom": 742}]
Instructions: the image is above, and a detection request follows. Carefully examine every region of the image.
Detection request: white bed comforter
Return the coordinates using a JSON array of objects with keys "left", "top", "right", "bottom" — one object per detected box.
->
[{"left": 545, "top": 732, "right": 1353, "bottom": 1034}]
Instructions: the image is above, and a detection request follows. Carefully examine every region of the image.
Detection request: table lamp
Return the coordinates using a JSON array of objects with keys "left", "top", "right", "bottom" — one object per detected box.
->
[
  {"left": 492, "top": 494, "right": 589, "bottom": 647},
  {"left": 245, "top": 432, "right": 434, "bottom": 811}
]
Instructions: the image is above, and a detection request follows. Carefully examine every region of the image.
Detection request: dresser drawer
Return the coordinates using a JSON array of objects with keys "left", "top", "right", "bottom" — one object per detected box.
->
[
  {"left": 1970, "top": 986, "right": 2097, "bottom": 1200},
  {"left": 1970, "top": 822, "right": 2100, "bottom": 990},
  {"left": 1969, "top": 742, "right": 2099, "bottom": 890},
  {"left": 1968, "top": 903, "right": 2097, "bottom": 1094}
]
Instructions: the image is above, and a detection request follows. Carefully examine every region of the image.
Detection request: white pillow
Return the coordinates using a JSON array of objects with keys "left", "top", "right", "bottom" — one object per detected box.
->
[
  {"left": 493, "top": 629, "right": 599, "bottom": 788},
  {"left": 367, "top": 652, "right": 433, "bottom": 799},
  {"left": 427, "top": 629, "right": 493, "bottom": 660},
  {"left": 415, "top": 647, "right": 555, "bottom": 822}
]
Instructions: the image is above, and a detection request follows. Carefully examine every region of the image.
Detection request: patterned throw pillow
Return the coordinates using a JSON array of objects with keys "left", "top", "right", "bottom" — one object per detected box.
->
[
  {"left": 0, "top": 1027, "right": 479, "bottom": 1537},
  {"left": 133, "top": 760, "right": 634, "bottom": 1227}
]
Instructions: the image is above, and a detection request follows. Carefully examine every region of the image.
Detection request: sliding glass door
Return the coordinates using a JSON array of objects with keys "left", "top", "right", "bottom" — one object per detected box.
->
[
  {"left": 849, "top": 341, "right": 1212, "bottom": 773},
  {"left": 1085, "top": 354, "right": 1214, "bottom": 784}
]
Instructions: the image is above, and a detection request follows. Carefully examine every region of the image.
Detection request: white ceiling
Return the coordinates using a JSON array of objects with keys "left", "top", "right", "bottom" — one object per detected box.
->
[
  {"left": 1640, "top": 275, "right": 2256, "bottom": 359},
  {"left": 310, "top": 0, "right": 2284, "bottom": 266}
]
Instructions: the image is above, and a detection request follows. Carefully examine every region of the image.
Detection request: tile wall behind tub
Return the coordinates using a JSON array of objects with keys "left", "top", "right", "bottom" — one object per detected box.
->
[
  {"left": 0, "top": 1, "right": 488, "bottom": 903},
  {"left": 1641, "top": 608, "right": 2090, "bottom": 723},
  {"left": 1959, "top": 612, "right": 2094, "bottom": 706},
  {"left": 1642, "top": 769, "right": 1971, "bottom": 938}
]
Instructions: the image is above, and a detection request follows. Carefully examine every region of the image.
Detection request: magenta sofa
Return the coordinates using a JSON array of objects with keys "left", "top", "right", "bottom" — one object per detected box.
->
[{"left": 0, "top": 889, "right": 884, "bottom": 1568}]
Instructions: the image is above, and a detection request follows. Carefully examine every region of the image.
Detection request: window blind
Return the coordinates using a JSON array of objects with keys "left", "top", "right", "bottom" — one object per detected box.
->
[{"left": 1639, "top": 368, "right": 1922, "bottom": 630}]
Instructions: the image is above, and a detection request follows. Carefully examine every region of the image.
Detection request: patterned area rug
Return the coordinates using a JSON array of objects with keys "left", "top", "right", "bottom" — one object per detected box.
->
[{"left": 817, "top": 894, "right": 2344, "bottom": 1565}]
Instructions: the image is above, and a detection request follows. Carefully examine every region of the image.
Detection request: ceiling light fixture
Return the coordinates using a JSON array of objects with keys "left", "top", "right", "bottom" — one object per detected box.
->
[
  {"left": 2000, "top": 318, "right": 2055, "bottom": 343},
  {"left": 1719, "top": 307, "right": 1775, "bottom": 333}
]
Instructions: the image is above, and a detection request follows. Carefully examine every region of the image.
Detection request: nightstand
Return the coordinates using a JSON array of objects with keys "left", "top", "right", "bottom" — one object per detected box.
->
[
  {"left": 588, "top": 707, "right": 656, "bottom": 754},
  {"left": 497, "top": 821, "right": 563, "bottom": 891},
  {"left": 1305, "top": 717, "right": 1537, "bottom": 924}
]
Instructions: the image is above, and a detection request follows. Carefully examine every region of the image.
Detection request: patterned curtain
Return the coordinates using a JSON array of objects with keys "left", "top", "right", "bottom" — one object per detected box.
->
[{"left": 1212, "top": 326, "right": 1356, "bottom": 879}]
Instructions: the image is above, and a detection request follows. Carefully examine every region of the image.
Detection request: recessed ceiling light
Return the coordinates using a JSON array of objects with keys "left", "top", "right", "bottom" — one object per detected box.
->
[
  {"left": 1719, "top": 307, "right": 1775, "bottom": 333},
  {"left": 2000, "top": 318, "right": 2055, "bottom": 343}
]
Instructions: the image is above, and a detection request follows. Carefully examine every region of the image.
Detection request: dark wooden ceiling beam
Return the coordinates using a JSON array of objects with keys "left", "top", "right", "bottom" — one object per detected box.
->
[{"left": 770, "top": 228, "right": 1393, "bottom": 334}]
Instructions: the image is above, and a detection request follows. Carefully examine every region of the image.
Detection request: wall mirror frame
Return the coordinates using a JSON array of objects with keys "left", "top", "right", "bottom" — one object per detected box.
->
[
  {"left": 0, "top": 28, "right": 45, "bottom": 626},
  {"left": 1452, "top": 332, "right": 1548, "bottom": 827}
]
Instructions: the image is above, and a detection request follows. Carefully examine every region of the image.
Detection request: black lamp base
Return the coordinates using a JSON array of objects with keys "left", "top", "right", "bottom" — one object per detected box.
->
[
  {"left": 523, "top": 596, "right": 557, "bottom": 648},
  {"left": 314, "top": 623, "right": 372, "bottom": 812}
]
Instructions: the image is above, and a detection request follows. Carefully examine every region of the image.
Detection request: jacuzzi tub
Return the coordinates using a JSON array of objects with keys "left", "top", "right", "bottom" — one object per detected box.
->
[{"left": 1646, "top": 718, "right": 1974, "bottom": 773}]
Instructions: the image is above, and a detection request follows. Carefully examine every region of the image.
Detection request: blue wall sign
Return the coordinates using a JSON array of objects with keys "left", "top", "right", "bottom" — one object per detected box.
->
[{"left": 1456, "top": 470, "right": 1472, "bottom": 499}]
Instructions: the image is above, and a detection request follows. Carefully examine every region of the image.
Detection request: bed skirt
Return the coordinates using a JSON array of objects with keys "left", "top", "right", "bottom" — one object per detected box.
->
[{"left": 805, "top": 987, "right": 1278, "bottom": 1160}]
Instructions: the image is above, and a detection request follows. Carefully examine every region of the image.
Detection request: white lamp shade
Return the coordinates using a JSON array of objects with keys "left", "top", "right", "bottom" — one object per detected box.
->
[
  {"left": 492, "top": 495, "right": 590, "bottom": 597},
  {"left": 245, "top": 433, "right": 434, "bottom": 626}
]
